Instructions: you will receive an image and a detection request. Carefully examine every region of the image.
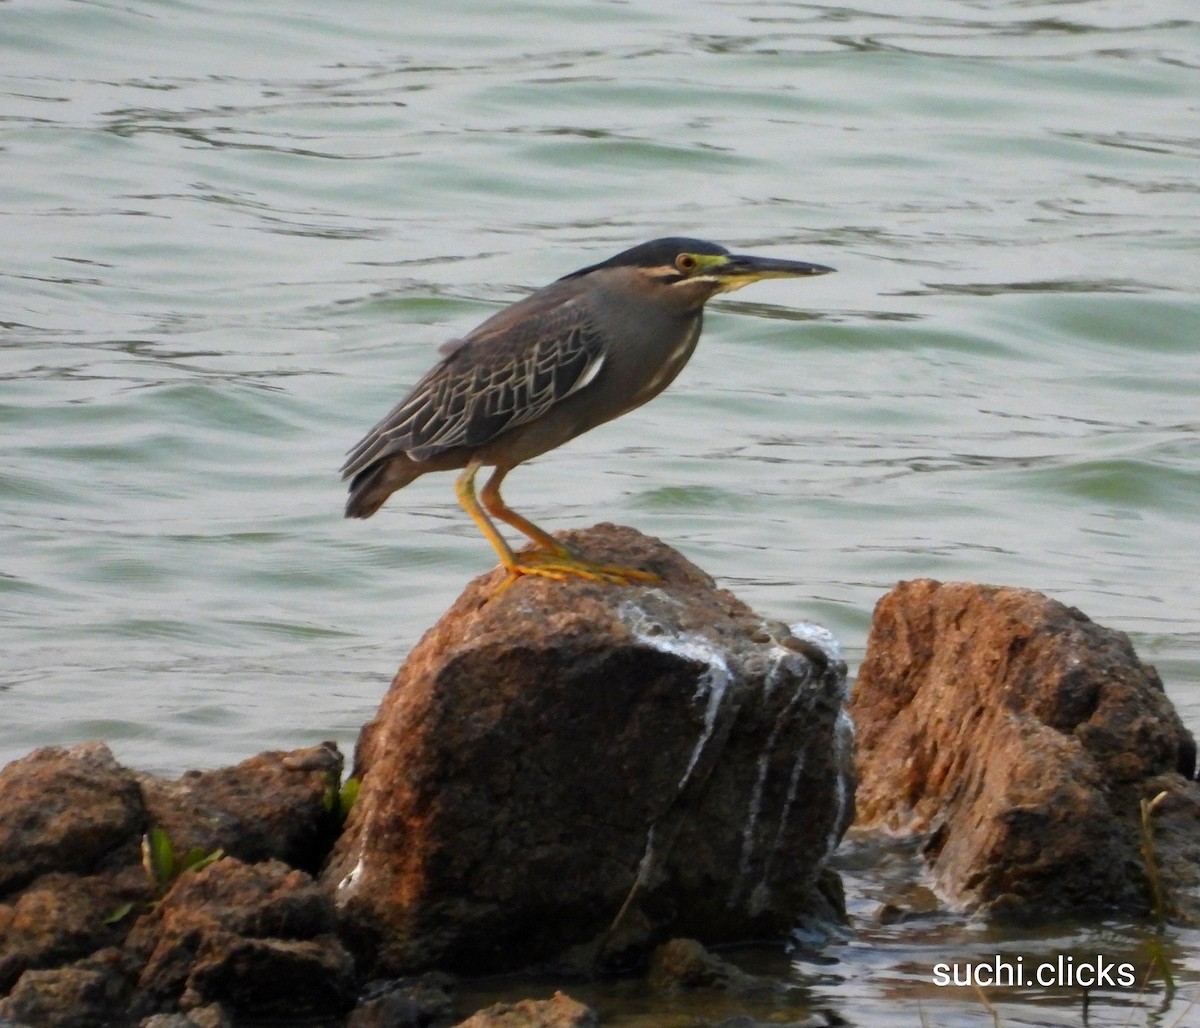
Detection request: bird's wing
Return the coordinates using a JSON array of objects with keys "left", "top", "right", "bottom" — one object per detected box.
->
[{"left": 341, "top": 298, "right": 604, "bottom": 476}]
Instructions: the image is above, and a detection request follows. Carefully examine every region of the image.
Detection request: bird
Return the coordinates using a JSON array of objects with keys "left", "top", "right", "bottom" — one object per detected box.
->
[{"left": 342, "top": 237, "right": 834, "bottom": 590}]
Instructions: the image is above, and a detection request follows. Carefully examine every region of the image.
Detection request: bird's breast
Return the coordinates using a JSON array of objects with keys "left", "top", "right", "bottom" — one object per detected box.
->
[{"left": 624, "top": 316, "right": 703, "bottom": 411}]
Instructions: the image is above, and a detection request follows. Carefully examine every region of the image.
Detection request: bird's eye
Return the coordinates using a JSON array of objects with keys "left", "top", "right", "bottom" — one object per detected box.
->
[{"left": 675, "top": 253, "right": 697, "bottom": 272}]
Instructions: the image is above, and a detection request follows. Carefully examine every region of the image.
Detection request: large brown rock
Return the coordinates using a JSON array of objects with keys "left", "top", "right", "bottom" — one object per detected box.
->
[
  {"left": 851, "top": 579, "right": 1198, "bottom": 918},
  {"left": 324, "top": 524, "right": 854, "bottom": 976}
]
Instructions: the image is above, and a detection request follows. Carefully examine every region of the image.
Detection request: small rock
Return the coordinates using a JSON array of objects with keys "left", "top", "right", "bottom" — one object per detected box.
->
[
  {"left": 0, "top": 948, "right": 132, "bottom": 1028},
  {"left": 347, "top": 974, "right": 455, "bottom": 1028},
  {"left": 452, "top": 992, "right": 597, "bottom": 1028},
  {"left": 139, "top": 1003, "right": 232, "bottom": 1028},
  {"left": 128, "top": 858, "right": 355, "bottom": 1020},
  {"left": 0, "top": 743, "right": 144, "bottom": 896},
  {"left": 181, "top": 936, "right": 354, "bottom": 1017},
  {"left": 0, "top": 868, "right": 148, "bottom": 994},
  {"left": 646, "top": 938, "right": 763, "bottom": 994},
  {"left": 138, "top": 744, "right": 344, "bottom": 874}
]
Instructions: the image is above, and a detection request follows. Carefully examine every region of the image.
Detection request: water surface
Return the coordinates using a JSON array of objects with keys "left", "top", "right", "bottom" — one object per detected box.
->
[{"left": 2, "top": 1, "right": 1198, "bottom": 1023}]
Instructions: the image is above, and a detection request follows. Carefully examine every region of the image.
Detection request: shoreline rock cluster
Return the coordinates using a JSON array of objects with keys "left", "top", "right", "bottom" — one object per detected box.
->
[
  {"left": 0, "top": 742, "right": 354, "bottom": 1025},
  {"left": 2, "top": 526, "right": 1198, "bottom": 1027}
]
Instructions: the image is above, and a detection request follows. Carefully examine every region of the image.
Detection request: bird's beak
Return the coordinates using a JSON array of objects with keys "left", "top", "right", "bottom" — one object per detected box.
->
[{"left": 711, "top": 253, "right": 835, "bottom": 293}]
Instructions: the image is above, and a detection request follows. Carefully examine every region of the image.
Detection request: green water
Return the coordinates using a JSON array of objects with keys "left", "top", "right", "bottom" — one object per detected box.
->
[{"left": 2, "top": 1, "right": 1198, "bottom": 1023}]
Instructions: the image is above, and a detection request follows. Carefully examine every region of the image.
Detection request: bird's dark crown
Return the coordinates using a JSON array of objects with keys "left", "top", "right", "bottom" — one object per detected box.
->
[{"left": 560, "top": 237, "right": 730, "bottom": 280}]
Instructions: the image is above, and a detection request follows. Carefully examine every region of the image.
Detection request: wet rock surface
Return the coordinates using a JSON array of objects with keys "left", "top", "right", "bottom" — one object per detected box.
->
[
  {"left": 347, "top": 973, "right": 455, "bottom": 1028},
  {"left": 851, "top": 578, "right": 1200, "bottom": 919},
  {"left": 451, "top": 992, "right": 597, "bottom": 1028},
  {"left": 646, "top": 938, "right": 768, "bottom": 994},
  {"left": 325, "top": 523, "right": 854, "bottom": 976}
]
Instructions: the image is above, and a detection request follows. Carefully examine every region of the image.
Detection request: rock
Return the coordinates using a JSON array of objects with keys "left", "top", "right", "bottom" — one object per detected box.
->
[
  {"left": 0, "top": 743, "right": 144, "bottom": 896},
  {"left": 850, "top": 579, "right": 1199, "bottom": 918},
  {"left": 645, "top": 938, "right": 763, "bottom": 994},
  {"left": 0, "top": 746, "right": 148, "bottom": 1013},
  {"left": 347, "top": 974, "right": 455, "bottom": 1028},
  {"left": 139, "top": 1005, "right": 232, "bottom": 1028},
  {"left": 137, "top": 743, "right": 344, "bottom": 874},
  {"left": 0, "top": 867, "right": 148, "bottom": 994},
  {"left": 1134, "top": 776, "right": 1200, "bottom": 923},
  {"left": 325, "top": 524, "right": 854, "bottom": 976},
  {"left": 0, "top": 948, "right": 133, "bottom": 1028},
  {"left": 127, "top": 858, "right": 355, "bottom": 1020},
  {"left": 452, "top": 992, "right": 596, "bottom": 1028}
]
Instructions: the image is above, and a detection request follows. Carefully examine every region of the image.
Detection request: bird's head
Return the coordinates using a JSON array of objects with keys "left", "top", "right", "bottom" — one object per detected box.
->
[{"left": 562, "top": 237, "right": 834, "bottom": 305}]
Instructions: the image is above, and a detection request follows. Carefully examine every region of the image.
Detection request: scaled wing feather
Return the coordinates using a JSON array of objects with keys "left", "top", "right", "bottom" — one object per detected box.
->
[{"left": 341, "top": 301, "right": 604, "bottom": 476}]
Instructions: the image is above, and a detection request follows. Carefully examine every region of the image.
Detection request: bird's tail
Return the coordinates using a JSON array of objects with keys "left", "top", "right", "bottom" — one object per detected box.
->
[{"left": 344, "top": 459, "right": 420, "bottom": 519}]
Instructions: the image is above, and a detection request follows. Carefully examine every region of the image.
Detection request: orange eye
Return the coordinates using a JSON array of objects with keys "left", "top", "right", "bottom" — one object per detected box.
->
[{"left": 675, "top": 253, "right": 697, "bottom": 272}]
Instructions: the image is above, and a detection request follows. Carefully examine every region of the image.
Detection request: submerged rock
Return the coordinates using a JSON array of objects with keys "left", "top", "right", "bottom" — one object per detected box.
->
[
  {"left": 324, "top": 523, "right": 854, "bottom": 976},
  {"left": 851, "top": 579, "right": 1200, "bottom": 919},
  {"left": 347, "top": 973, "right": 455, "bottom": 1028},
  {"left": 646, "top": 937, "right": 766, "bottom": 994}
]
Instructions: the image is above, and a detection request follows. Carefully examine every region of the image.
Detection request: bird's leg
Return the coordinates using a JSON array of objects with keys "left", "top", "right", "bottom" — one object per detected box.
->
[
  {"left": 464, "top": 464, "right": 660, "bottom": 590},
  {"left": 455, "top": 462, "right": 577, "bottom": 592},
  {"left": 479, "top": 465, "right": 572, "bottom": 556},
  {"left": 455, "top": 460, "right": 523, "bottom": 570}
]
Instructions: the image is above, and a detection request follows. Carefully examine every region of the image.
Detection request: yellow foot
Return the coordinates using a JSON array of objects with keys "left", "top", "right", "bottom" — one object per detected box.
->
[{"left": 493, "top": 551, "right": 661, "bottom": 596}]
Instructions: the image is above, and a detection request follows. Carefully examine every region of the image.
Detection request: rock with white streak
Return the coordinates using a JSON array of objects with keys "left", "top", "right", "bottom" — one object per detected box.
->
[{"left": 323, "top": 523, "right": 853, "bottom": 976}]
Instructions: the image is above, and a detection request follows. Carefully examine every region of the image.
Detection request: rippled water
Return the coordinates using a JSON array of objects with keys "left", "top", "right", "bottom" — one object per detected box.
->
[{"left": 3, "top": 1, "right": 1199, "bottom": 1023}]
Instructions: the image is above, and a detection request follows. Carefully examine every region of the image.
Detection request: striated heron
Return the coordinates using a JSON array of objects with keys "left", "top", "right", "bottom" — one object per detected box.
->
[{"left": 342, "top": 237, "right": 833, "bottom": 589}]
